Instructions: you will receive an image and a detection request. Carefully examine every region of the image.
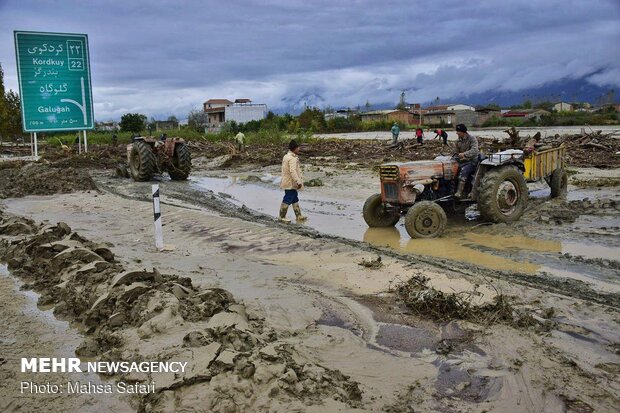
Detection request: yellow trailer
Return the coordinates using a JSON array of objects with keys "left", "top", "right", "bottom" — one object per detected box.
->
[
  {"left": 523, "top": 144, "right": 565, "bottom": 181},
  {"left": 523, "top": 144, "right": 567, "bottom": 197}
]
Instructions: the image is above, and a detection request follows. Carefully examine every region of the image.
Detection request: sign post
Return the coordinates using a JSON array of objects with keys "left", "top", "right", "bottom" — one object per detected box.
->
[{"left": 14, "top": 31, "right": 94, "bottom": 154}]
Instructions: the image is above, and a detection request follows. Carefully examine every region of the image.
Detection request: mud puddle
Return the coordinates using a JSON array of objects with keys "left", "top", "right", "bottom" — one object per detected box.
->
[{"left": 192, "top": 175, "right": 619, "bottom": 291}]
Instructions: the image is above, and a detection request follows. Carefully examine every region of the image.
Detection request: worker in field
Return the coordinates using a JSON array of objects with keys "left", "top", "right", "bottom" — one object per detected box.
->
[
  {"left": 279, "top": 140, "right": 307, "bottom": 223},
  {"left": 453, "top": 124, "right": 480, "bottom": 199},
  {"left": 434, "top": 128, "right": 448, "bottom": 145},
  {"left": 390, "top": 122, "right": 400, "bottom": 145},
  {"left": 234, "top": 131, "right": 246, "bottom": 151},
  {"left": 415, "top": 127, "right": 424, "bottom": 145}
]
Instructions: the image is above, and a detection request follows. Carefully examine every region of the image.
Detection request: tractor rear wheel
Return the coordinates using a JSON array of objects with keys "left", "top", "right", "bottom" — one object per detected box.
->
[
  {"left": 169, "top": 143, "right": 192, "bottom": 180},
  {"left": 549, "top": 168, "right": 568, "bottom": 198},
  {"left": 404, "top": 201, "right": 447, "bottom": 238},
  {"left": 478, "top": 166, "right": 528, "bottom": 223},
  {"left": 129, "top": 141, "right": 157, "bottom": 181},
  {"left": 363, "top": 194, "right": 400, "bottom": 227}
]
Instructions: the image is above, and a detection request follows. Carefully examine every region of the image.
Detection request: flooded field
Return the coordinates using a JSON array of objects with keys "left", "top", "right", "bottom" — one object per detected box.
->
[{"left": 191, "top": 173, "right": 620, "bottom": 292}]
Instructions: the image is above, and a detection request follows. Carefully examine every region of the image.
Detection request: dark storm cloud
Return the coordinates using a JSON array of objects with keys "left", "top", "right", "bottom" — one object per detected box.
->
[{"left": 0, "top": 0, "right": 618, "bottom": 119}]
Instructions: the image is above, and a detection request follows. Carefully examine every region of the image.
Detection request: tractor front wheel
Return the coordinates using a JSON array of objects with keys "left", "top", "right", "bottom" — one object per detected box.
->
[
  {"left": 169, "top": 143, "right": 192, "bottom": 180},
  {"left": 549, "top": 168, "right": 568, "bottom": 198},
  {"left": 129, "top": 141, "right": 157, "bottom": 181},
  {"left": 404, "top": 201, "right": 447, "bottom": 238},
  {"left": 478, "top": 166, "right": 528, "bottom": 223},
  {"left": 363, "top": 194, "right": 400, "bottom": 227}
]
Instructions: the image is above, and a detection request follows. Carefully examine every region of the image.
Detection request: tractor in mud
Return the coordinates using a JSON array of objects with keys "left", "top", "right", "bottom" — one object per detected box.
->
[
  {"left": 363, "top": 145, "right": 567, "bottom": 238},
  {"left": 116, "top": 136, "right": 192, "bottom": 181}
]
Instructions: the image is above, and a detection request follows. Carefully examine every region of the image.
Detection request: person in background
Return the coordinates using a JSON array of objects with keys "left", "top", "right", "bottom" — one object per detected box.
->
[
  {"left": 415, "top": 127, "right": 424, "bottom": 145},
  {"left": 434, "top": 128, "right": 448, "bottom": 145},
  {"left": 235, "top": 131, "right": 246, "bottom": 152},
  {"left": 279, "top": 140, "right": 307, "bottom": 223},
  {"left": 390, "top": 122, "right": 400, "bottom": 145}
]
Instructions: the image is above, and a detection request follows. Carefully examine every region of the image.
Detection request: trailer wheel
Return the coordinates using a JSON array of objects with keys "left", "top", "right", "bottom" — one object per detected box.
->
[
  {"left": 549, "top": 168, "right": 567, "bottom": 199},
  {"left": 129, "top": 141, "right": 156, "bottom": 181},
  {"left": 478, "top": 166, "right": 528, "bottom": 223},
  {"left": 404, "top": 201, "right": 447, "bottom": 238},
  {"left": 169, "top": 143, "right": 192, "bottom": 180},
  {"left": 363, "top": 194, "right": 400, "bottom": 227}
]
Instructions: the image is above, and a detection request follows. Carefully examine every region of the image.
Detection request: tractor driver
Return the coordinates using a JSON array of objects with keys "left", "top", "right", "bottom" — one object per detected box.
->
[{"left": 453, "top": 124, "right": 480, "bottom": 199}]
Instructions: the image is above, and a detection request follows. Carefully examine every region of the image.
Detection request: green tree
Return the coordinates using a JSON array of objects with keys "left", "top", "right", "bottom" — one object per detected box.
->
[
  {"left": 0, "top": 64, "right": 23, "bottom": 138},
  {"left": 120, "top": 113, "right": 147, "bottom": 133},
  {"left": 522, "top": 100, "right": 533, "bottom": 109},
  {"left": 3, "top": 90, "right": 23, "bottom": 137},
  {"left": 297, "top": 107, "right": 326, "bottom": 132}
]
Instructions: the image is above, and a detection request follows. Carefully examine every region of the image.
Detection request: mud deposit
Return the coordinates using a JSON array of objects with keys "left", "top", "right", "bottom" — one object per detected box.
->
[
  {"left": 0, "top": 161, "right": 97, "bottom": 198},
  {"left": 0, "top": 211, "right": 362, "bottom": 412}
]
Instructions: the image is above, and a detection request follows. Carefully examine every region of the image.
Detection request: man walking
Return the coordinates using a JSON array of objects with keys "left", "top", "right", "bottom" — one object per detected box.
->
[
  {"left": 279, "top": 140, "right": 307, "bottom": 223},
  {"left": 390, "top": 122, "right": 400, "bottom": 145}
]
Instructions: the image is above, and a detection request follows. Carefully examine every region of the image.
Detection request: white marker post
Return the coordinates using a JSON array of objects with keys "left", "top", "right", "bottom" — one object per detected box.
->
[
  {"left": 83, "top": 130, "right": 88, "bottom": 153},
  {"left": 152, "top": 184, "right": 164, "bottom": 251}
]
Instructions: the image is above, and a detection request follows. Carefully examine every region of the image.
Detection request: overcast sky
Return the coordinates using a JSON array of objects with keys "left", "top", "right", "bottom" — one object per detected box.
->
[{"left": 1, "top": 0, "right": 619, "bottom": 121}]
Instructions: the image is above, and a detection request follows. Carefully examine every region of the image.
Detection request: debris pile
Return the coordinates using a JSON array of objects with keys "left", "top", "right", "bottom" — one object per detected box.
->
[
  {"left": 481, "top": 128, "right": 620, "bottom": 168},
  {"left": 0, "top": 210, "right": 363, "bottom": 412},
  {"left": 395, "top": 275, "right": 549, "bottom": 329}
]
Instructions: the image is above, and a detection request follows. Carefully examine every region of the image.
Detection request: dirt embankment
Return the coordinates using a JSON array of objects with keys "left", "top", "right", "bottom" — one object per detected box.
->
[
  {"left": 0, "top": 211, "right": 363, "bottom": 412},
  {"left": 0, "top": 161, "right": 97, "bottom": 199}
]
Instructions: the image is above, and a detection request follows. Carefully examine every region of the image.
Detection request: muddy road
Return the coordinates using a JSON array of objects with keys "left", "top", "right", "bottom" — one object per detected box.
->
[
  {"left": 184, "top": 165, "right": 620, "bottom": 295},
  {"left": 1, "top": 144, "right": 619, "bottom": 412}
]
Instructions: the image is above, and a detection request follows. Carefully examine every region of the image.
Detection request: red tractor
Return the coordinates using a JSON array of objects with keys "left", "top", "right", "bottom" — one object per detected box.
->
[
  {"left": 117, "top": 136, "right": 191, "bottom": 181},
  {"left": 363, "top": 146, "right": 566, "bottom": 238}
]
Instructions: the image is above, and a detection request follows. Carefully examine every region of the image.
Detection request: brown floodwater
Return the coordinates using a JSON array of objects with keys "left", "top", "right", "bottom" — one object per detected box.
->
[{"left": 192, "top": 176, "right": 620, "bottom": 291}]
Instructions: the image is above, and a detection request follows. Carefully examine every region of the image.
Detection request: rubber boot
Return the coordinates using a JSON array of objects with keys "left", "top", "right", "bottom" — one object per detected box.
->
[
  {"left": 279, "top": 203, "right": 291, "bottom": 223},
  {"left": 454, "top": 180, "right": 467, "bottom": 199},
  {"left": 292, "top": 203, "right": 307, "bottom": 222}
]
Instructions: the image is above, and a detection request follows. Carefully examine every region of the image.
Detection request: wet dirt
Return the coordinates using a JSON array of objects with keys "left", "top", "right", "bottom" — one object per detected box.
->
[
  {"left": 0, "top": 161, "right": 97, "bottom": 199},
  {"left": 1, "top": 155, "right": 619, "bottom": 411},
  {"left": 189, "top": 172, "right": 620, "bottom": 294}
]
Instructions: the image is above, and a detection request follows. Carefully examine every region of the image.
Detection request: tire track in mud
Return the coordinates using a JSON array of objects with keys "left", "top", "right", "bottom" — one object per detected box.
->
[{"left": 95, "top": 177, "right": 620, "bottom": 309}]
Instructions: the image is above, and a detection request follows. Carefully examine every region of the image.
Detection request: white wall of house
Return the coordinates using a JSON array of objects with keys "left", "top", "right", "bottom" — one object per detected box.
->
[
  {"left": 225, "top": 104, "right": 268, "bottom": 124},
  {"left": 553, "top": 102, "right": 573, "bottom": 112},
  {"left": 447, "top": 104, "right": 475, "bottom": 111}
]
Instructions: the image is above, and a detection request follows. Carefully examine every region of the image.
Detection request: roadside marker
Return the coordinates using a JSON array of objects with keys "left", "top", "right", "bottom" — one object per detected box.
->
[{"left": 152, "top": 184, "right": 164, "bottom": 250}]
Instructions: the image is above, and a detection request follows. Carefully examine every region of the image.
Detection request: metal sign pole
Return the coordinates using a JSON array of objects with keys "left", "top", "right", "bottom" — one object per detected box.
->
[
  {"left": 33, "top": 132, "right": 38, "bottom": 157},
  {"left": 30, "top": 133, "right": 33, "bottom": 155},
  {"left": 83, "top": 130, "right": 88, "bottom": 153},
  {"left": 78, "top": 133, "right": 82, "bottom": 154}
]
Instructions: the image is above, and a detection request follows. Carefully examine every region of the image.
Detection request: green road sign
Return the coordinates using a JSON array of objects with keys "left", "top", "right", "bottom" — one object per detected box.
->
[{"left": 14, "top": 31, "right": 94, "bottom": 132}]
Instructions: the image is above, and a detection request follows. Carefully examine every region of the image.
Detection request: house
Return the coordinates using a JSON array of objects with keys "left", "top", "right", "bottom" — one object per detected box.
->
[
  {"left": 425, "top": 104, "right": 475, "bottom": 112},
  {"left": 203, "top": 99, "right": 233, "bottom": 111},
  {"left": 422, "top": 110, "right": 477, "bottom": 127},
  {"left": 95, "top": 121, "right": 119, "bottom": 132},
  {"left": 203, "top": 98, "right": 268, "bottom": 130},
  {"left": 446, "top": 104, "right": 475, "bottom": 111},
  {"left": 474, "top": 107, "right": 501, "bottom": 126},
  {"left": 359, "top": 109, "right": 414, "bottom": 124},
  {"left": 553, "top": 102, "right": 573, "bottom": 112},
  {"left": 154, "top": 120, "right": 179, "bottom": 131},
  {"left": 502, "top": 109, "right": 550, "bottom": 121},
  {"left": 324, "top": 108, "right": 357, "bottom": 121}
]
